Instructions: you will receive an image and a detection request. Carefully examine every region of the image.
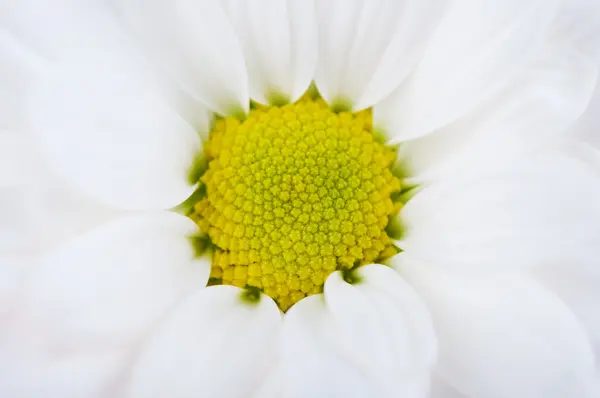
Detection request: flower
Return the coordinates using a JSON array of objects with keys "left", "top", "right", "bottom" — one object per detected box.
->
[{"left": 1, "top": 1, "right": 600, "bottom": 397}]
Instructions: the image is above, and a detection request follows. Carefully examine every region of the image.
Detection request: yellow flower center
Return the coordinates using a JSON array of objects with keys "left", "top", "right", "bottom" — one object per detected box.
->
[{"left": 190, "top": 98, "right": 402, "bottom": 311}]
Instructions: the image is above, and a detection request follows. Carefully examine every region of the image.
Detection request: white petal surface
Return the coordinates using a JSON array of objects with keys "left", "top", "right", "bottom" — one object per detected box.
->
[
  {"left": 553, "top": 0, "right": 600, "bottom": 64},
  {"left": 29, "top": 57, "right": 203, "bottom": 211},
  {"left": 22, "top": 212, "right": 210, "bottom": 347},
  {"left": 0, "top": 29, "right": 42, "bottom": 130},
  {"left": 394, "top": 256, "right": 599, "bottom": 398},
  {"left": 0, "top": 130, "right": 120, "bottom": 256},
  {"left": 0, "top": 255, "right": 33, "bottom": 320},
  {"left": 118, "top": 0, "right": 249, "bottom": 116},
  {"left": 2, "top": 0, "right": 212, "bottom": 135},
  {"left": 0, "top": 325, "right": 126, "bottom": 398},
  {"left": 314, "top": 0, "right": 446, "bottom": 111},
  {"left": 0, "top": 0, "right": 128, "bottom": 61},
  {"left": 572, "top": 76, "right": 600, "bottom": 147},
  {"left": 375, "top": 0, "right": 559, "bottom": 142},
  {"left": 530, "top": 141, "right": 600, "bottom": 358},
  {"left": 534, "top": 255, "right": 600, "bottom": 361},
  {"left": 251, "top": 367, "right": 283, "bottom": 398},
  {"left": 397, "top": 152, "right": 600, "bottom": 270},
  {"left": 223, "top": 0, "right": 317, "bottom": 105},
  {"left": 398, "top": 42, "right": 597, "bottom": 182},
  {"left": 429, "top": 376, "right": 468, "bottom": 398},
  {"left": 128, "top": 285, "right": 281, "bottom": 398},
  {"left": 280, "top": 264, "right": 436, "bottom": 398}
]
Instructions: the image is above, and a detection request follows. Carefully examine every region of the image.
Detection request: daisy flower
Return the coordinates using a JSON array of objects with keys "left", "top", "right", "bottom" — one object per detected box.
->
[{"left": 1, "top": 0, "right": 600, "bottom": 397}]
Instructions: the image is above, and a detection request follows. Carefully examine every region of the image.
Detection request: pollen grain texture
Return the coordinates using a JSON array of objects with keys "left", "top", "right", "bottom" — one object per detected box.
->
[{"left": 190, "top": 98, "right": 401, "bottom": 311}]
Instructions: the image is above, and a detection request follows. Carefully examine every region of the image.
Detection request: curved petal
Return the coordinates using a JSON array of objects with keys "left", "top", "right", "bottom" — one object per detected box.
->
[
  {"left": 506, "top": 141, "right": 600, "bottom": 360},
  {"left": 127, "top": 285, "right": 281, "bottom": 398},
  {"left": 29, "top": 57, "right": 203, "bottom": 211},
  {"left": 397, "top": 152, "right": 600, "bottom": 270},
  {"left": 223, "top": 0, "right": 317, "bottom": 105},
  {"left": 280, "top": 264, "right": 436, "bottom": 398},
  {"left": 22, "top": 212, "right": 210, "bottom": 347},
  {"left": 314, "top": 0, "right": 446, "bottom": 111},
  {"left": 533, "top": 255, "right": 600, "bottom": 361},
  {"left": 398, "top": 42, "right": 598, "bottom": 182},
  {"left": 394, "top": 256, "right": 599, "bottom": 398},
  {"left": 117, "top": 0, "right": 249, "bottom": 116},
  {"left": 0, "top": 130, "right": 121, "bottom": 256},
  {"left": 374, "top": 0, "right": 559, "bottom": 143}
]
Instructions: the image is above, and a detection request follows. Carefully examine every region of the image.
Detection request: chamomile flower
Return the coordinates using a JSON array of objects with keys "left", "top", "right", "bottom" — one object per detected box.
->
[{"left": 1, "top": 1, "right": 600, "bottom": 397}]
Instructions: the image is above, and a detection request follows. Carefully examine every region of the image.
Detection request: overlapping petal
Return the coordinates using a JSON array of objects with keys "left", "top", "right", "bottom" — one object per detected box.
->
[
  {"left": 394, "top": 256, "right": 599, "bottom": 398},
  {"left": 223, "top": 0, "right": 317, "bottom": 105},
  {"left": 21, "top": 212, "right": 210, "bottom": 346},
  {"left": 314, "top": 0, "right": 445, "bottom": 111},
  {"left": 397, "top": 151, "right": 600, "bottom": 270},
  {"left": 0, "top": 131, "right": 120, "bottom": 256},
  {"left": 118, "top": 0, "right": 249, "bottom": 116},
  {"left": 375, "top": 0, "right": 559, "bottom": 143},
  {"left": 280, "top": 264, "right": 436, "bottom": 398},
  {"left": 29, "top": 56, "right": 203, "bottom": 210},
  {"left": 397, "top": 42, "right": 597, "bottom": 182},
  {"left": 128, "top": 286, "right": 281, "bottom": 398}
]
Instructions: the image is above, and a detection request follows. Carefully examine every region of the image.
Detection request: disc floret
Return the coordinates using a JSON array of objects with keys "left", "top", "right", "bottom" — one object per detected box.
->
[{"left": 190, "top": 98, "right": 401, "bottom": 311}]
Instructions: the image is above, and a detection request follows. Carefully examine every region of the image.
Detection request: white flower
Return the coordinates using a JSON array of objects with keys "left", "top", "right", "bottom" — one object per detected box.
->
[{"left": 1, "top": 1, "right": 600, "bottom": 398}]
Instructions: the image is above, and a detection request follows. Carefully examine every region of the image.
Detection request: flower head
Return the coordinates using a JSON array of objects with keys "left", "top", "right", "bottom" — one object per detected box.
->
[{"left": 2, "top": 1, "right": 600, "bottom": 397}]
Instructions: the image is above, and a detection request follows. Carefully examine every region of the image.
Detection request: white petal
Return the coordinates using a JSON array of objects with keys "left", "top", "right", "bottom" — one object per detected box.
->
[
  {"left": 0, "top": 130, "right": 121, "bottom": 256},
  {"left": 572, "top": 74, "right": 600, "bottom": 147},
  {"left": 429, "top": 375, "right": 468, "bottom": 398},
  {"left": 2, "top": 0, "right": 211, "bottom": 135},
  {"left": 29, "top": 57, "right": 203, "bottom": 211},
  {"left": 0, "top": 255, "right": 33, "bottom": 320},
  {"left": 251, "top": 367, "right": 283, "bottom": 398},
  {"left": 0, "top": 29, "right": 43, "bottom": 130},
  {"left": 0, "top": 0, "right": 129, "bottom": 61},
  {"left": 315, "top": 0, "right": 446, "bottom": 111},
  {"left": 398, "top": 42, "right": 597, "bottom": 182},
  {"left": 0, "top": 130, "right": 30, "bottom": 253},
  {"left": 526, "top": 140, "right": 600, "bottom": 358},
  {"left": 118, "top": 0, "right": 249, "bottom": 116},
  {"left": 128, "top": 285, "right": 281, "bottom": 398},
  {"left": 553, "top": 0, "right": 600, "bottom": 64},
  {"left": 375, "top": 0, "right": 559, "bottom": 143},
  {"left": 394, "top": 257, "right": 599, "bottom": 398},
  {"left": 0, "top": 325, "right": 127, "bottom": 398},
  {"left": 280, "top": 264, "right": 436, "bottom": 398},
  {"left": 398, "top": 152, "right": 600, "bottom": 270},
  {"left": 223, "top": 0, "right": 317, "bottom": 105},
  {"left": 22, "top": 212, "right": 210, "bottom": 348},
  {"left": 533, "top": 255, "right": 600, "bottom": 361}
]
